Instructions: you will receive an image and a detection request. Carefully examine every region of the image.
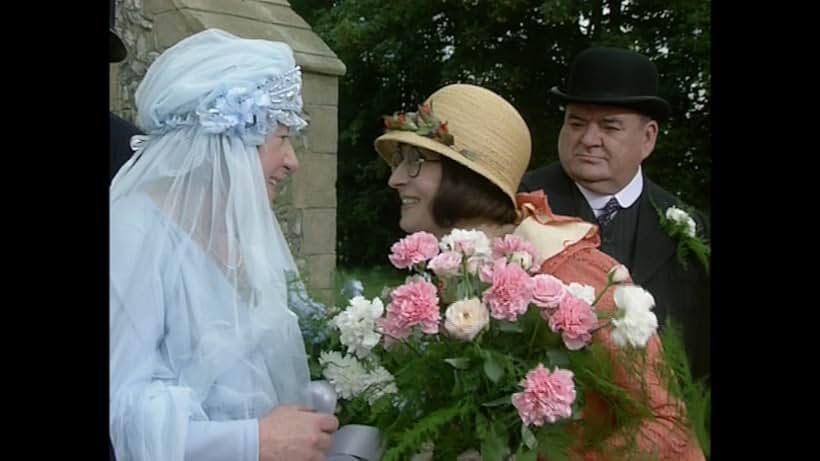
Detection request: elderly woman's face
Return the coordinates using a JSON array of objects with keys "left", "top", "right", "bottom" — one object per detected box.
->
[
  {"left": 387, "top": 144, "right": 446, "bottom": 237},
  {"left": 258, "top": 124, "right": 299, "bottom": 201}
]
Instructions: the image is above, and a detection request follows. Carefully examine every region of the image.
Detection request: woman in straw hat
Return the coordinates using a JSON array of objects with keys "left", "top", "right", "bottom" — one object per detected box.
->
[
  {"left": 110, "top": 29, "right": 339, "bottom": 461},
  {"left": 375, "top": 84, "right": 704, "bottom": 460}
]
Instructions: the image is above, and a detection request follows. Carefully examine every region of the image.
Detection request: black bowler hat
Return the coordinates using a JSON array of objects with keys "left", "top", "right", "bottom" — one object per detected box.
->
[{"left": 550, "top": 47, "right": 671, "bottom": 121}]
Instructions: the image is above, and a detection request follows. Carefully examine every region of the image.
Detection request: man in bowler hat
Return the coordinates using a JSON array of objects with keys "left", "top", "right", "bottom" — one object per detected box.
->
[
  {"left": 110, "top": 0, "right": 142, "bottom": 181},
  {"left": 519, "top": 47, "right": 710, "bottom": 382}
]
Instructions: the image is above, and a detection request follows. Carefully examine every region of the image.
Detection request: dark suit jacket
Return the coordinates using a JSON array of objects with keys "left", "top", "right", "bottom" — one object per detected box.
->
[
  {"left": 520, "top": 162, "right": 710, "bottom": 381},
  {"left": 110, "top": 113, "right": 142, "bottom": 181}
]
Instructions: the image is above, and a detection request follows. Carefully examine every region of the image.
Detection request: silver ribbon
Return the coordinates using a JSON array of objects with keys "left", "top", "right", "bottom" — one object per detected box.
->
[
  {"left": 308, "top": 380, "right": 384, "bottom": 461},
  {"left": 327, "top": 425, "right": 384, "bottom": 461}
]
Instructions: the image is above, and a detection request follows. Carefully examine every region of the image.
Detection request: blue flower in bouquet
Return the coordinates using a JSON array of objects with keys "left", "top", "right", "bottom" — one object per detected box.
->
[{"left": 287, "top": 277, "right": 334, "bottom": 345}]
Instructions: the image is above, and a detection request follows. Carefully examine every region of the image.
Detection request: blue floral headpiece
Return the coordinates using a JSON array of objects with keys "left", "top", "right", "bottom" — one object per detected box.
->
[{"left": 148, "top": 66, "right": 307, "bottom": 143}]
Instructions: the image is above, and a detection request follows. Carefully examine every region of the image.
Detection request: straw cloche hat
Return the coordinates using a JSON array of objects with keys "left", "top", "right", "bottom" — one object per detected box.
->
[{"left": 374, "top": 84, "right": 531, "bottom": 207}]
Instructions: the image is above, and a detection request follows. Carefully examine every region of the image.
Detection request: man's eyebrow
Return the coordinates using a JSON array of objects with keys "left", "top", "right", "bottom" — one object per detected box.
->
[{"left": 601, "top": 116, "right": 625, "bottom": 125}]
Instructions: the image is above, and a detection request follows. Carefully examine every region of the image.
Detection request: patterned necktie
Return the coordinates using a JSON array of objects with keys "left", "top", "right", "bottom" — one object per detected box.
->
[{"left": 597, "top": 197, "right": 621, "bottom": 228}]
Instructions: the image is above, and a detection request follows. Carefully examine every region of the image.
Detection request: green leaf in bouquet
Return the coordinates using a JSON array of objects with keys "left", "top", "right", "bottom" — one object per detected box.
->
[
  {"left": 382, "top": 399, "right": 475, "bottom": 461},
  {"left": 480, "top": 395, "right": 511, "bottom": 408},
  {"left": 547, "top": 350, "right": 570, "bottom": 368},
  {"left": 480, "top": 420, "right": 509, "bottom": 461},
  {"left": 571, "top": 400, "right": 583, "bottom": 421},
  {"left": 496, "top": 320, "right": 524, "bottom": 333},
  {"left": 514, "top": 447, "right": 538, "bottom": 461},
  {"left": 521, "top": 423, "right": 538, "bottom": 450},
  {"left": 444, "top": 357, "right": 470, "bottom": 369},
  {"left": 307, "top": 358, "right": 323, "bottom": 380},
  {"left": 535, "top": 424, "right": 573, "bottom": 461},
  {"left": 483, "top": 354, "right": 504, "bottom": 384}
]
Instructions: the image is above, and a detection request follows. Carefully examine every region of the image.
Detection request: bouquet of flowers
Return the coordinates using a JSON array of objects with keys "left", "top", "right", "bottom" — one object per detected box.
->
[{"left": 310, "top": 229, "right": 681, "bottom": 460}]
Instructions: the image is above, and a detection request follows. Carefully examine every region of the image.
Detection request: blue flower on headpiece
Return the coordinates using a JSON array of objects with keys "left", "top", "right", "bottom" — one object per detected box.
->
[{"left": 153, "top": 67, "right": 307, "bottom": 144}]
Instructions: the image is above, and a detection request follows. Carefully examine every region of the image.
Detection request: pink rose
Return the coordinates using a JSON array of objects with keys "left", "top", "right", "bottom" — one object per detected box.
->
[
  {"left": 531, "top": 274, "right": 567, "bottom": 313},
  {"left": 388, "top": 232, "right": 440, "bottom": 269},
  {"left": 548, "top": 295, "right": 598, "bottom": 350},
  {"left": 482, "top": 259, "right": 534, "bottom": 322},
  {"left": 428, "top": 251, "right": 462, "bottom": 278},
  {"left": 384, "top": 280, "right": 441, "bottom": 335},
  {"left": 511, "top": 364, "right": 576, "bottom": 426}
]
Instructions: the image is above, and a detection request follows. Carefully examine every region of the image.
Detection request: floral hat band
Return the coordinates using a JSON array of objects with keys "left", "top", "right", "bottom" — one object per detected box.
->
[{"left": 383, "top": 103, "right": 454, "bottom": 147}]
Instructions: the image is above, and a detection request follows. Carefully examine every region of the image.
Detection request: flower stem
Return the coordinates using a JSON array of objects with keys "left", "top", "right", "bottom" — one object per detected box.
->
[
  {"left": 591, "top": 280, "right": 614, "bottom": 307},
  {"left": 528, "top": 317, "right": 540, "bottom": 352}
]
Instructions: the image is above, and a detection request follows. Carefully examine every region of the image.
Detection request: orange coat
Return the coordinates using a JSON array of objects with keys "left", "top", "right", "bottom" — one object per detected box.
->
[{"left": 516, "top": 191, "right": 704, "bottom": 461}]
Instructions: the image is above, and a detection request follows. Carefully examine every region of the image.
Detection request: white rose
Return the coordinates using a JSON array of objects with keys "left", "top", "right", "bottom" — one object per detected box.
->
[
  {"left": 444, "top": 298, "right": 490, "bottom": 341},
  {"left": 566, "top": 282, "right": 596, "bottom": 305}
]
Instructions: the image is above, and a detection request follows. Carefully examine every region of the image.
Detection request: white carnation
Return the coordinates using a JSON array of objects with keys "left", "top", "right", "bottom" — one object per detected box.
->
[
  {"left": 509, "top": 250, "right": 533, "bottom": 271},
  {"left": 611, "top": 308, "right": 658, "bottom": 348},
  {"left": 440, "top": 229, "right": 491, "bottom": 258},
  {"left": 566, "top": 282, "right": 596, "bottom": 305},
  {"left": 614, "top": 285, "right": 655, "bottom": 314},
  {"left": 611, "top": 285, "right": 658, "bottom": 348},
  {"left": 319, "top": 351, "right": 369, "bottom": 399},
  {"left": 333, "top": 296, "right": 384, "bottom": 359},
  {"left": 362, "top": 366, "right": 398, "bottom": 405},
  {"left": 665, "top": 206, "right": 697, "bottom": 238}
]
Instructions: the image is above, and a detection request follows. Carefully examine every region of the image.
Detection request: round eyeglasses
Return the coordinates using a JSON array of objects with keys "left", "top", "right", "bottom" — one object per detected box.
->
[{"left": 389, "top": 147, "right": 441, "bottom": 178}]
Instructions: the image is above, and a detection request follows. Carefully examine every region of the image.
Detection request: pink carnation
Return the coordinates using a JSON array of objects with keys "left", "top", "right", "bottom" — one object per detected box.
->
[
  {"left": 548, "top": 295, "right": 598, "bottom": 350},
  {"left": 384, "top": 280, "right": 441, "bottom": 335},
  {"left": 388, "top": 232, "right": 440, "bottom": 269},
  {"left": 492, "top": 234, "right": 541, "bottom": 271},
  {"left": 428, "top": 251, "right": 462, "bottom": 278},
  {"left": 482, "top": 259, "right": 534, "bottom": 321},
  {"left": 376, "top": 315, "right": 411, "bottom": 348},
  {"left": 511, "top": 364, "right": 576, "bottom": 426},
  {"left": 531, "top": 274, "right": 567, "bottom": 313}
]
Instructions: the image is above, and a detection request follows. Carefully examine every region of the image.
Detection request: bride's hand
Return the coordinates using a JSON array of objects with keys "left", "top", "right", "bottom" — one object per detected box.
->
[{"left": 258, "top": 405, "right": 339, "bottom": 461}]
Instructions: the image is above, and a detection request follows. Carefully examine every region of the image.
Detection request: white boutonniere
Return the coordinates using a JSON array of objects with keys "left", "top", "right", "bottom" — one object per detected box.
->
[{"left": 657, "top": 205, "right": 710, "bottom": 273}]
